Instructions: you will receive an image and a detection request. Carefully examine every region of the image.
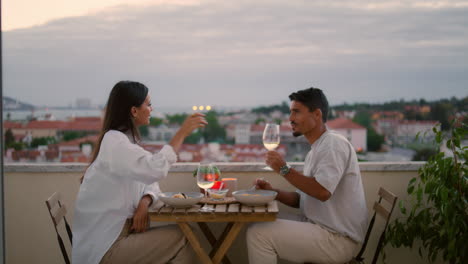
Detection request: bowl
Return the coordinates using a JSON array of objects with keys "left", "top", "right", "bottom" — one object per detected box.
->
[
  {"left": 207, "top": 188, "right": 229, "bottom": 200},
  {"left": 158, "top": 192, "right": 203, "bottom": 208},
  {"left": 232, "top": 189, "right": 278, "bottom": 206}
]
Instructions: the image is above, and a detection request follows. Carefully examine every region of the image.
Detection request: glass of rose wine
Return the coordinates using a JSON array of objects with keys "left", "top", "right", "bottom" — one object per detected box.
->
[
  {"left": 262, "top": 123, "right": 280, "bottom": 170},
  {"left": 197, "top": 163, "right": 215, "bottom": 212}
]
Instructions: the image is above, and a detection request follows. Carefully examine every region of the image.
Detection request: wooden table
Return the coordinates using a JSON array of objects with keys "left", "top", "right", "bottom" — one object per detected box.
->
[{"left": 149, "top": 201, "right": 279, "bottom": 264}]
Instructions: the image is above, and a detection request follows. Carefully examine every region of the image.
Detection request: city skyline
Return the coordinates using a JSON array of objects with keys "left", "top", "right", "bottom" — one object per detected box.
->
[{"left": 3, "top": 0, "right": 468, "bottom": 108}]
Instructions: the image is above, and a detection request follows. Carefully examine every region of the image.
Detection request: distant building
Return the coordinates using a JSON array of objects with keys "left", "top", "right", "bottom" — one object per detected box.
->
[
  {"left": 394, "top": 120, "right": 438, "bottom": 145},
  {"left": 404, "top": 105, "right": 431, "bottom": 114},
  {"left": 374, "top": 119, "right": 400, "bottom": 140},
  {"left": 327, "top": 118, "right": 367, "bottom": 152},
  {"left": 148, "top": 124, "right": 179, "bottom": 142},
  {"left": 226, "top": 124, "right": 313, "bottom": 161},
  {"left": 371, "top": 111, "right": 404, "bottom": 121},
  {"left": 333, "top": 110, "right": 356, "bottom": 119}
]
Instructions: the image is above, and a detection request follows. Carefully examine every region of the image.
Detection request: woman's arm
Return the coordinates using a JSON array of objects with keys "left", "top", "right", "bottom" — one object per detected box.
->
[{"left": 169, "top": 113, "right": 207, "bottom": 152}]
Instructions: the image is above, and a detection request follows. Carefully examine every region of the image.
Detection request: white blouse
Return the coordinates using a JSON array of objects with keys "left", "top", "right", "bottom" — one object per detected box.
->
[{"left": 72, "top": 130, "right": 177, "bottom": 264}]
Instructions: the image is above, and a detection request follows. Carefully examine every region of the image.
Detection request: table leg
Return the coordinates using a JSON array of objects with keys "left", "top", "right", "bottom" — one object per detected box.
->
[
  {"left": 177, "top": 222, "right": 212, "bottom": 264},
  {"left": 198, "top": 222, "right": 233, "bottom": 264},
  {"left": 212, "top": 222, "right": 245, "bottom": 264},
  {"left": 209, "top": 223, "right": 233, "bottom": 257}
]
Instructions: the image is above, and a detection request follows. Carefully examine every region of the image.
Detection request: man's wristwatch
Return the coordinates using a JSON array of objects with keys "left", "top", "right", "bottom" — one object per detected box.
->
[{"left": 279, "top": 164, "right": 291, "bottom": 176}]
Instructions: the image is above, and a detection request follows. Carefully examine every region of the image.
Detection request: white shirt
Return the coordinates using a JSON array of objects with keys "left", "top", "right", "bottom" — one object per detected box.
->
[
  {"left": 300, "top": 130, "right": 368, "bottom": 243},
  {"left": 72, "top": 130, "right": 177, "bottom": 264}
]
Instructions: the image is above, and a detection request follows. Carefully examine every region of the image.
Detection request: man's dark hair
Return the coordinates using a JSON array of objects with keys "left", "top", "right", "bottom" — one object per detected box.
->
[{"left": 289, "top": 87, "right": 329, "bottom": 123}]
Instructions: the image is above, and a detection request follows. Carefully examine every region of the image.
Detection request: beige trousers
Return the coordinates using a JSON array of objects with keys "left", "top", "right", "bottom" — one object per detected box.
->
[
  {"left": 247, "top": 219, "right": 358, "bottom": 264},
  {"left": 100, "top": 220, "right": 197, "bottom": 264}
]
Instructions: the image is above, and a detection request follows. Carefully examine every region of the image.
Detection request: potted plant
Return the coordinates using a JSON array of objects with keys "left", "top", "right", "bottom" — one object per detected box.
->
[{"left": 385, "top": 123, "right": 467, "bottom": 263}]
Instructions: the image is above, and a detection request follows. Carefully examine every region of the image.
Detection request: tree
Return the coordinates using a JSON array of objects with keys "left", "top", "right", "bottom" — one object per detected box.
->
[
  {"left": 254, "top": 118, "right": 265, "bottom": 125},
  {"left": 166, "top": 113, "right": 188, "bottom": 125},
  {"left": 139, "top": 126, "right": 149, "bottom": 137},
  {"left": 353, "top": 111, "right": 372, "bottom": 128},
  {"left": 430, "top": 103, "right": 454, "bottom": 131},
  {"left": 353, "top": 111, "right": 385, "bottom": 151},
  {"left": 62, "top": 131, "right": 88, "bottom": 141},
  {"left": 184, "top": 131, "right": 203, "bottom": 144},
  {"left": 30, "top": 137, "right": 56, "bottom": 148},
  {"left": 367, "top": 127, "right": 385, "bottom": 151},
  {"left": 4, "top": 129, "right": 15, "bottom": 148},
  {"left": 201, "top": 111, "right": 226, "bottom": 142},
  {"left": 149, "top": 117, "right": 164, "bottom": 127}
]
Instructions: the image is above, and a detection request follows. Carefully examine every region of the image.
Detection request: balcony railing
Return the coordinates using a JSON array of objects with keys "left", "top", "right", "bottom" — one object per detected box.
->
[{"left": 4, "top": 162, "right": 445, "bottom": 264}]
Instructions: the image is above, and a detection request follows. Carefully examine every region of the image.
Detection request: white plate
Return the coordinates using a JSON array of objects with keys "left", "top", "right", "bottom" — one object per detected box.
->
[
  {"left": 158, "top": 192, "right": 203, "bottom": 208},
  {"left": 232, "top": 190, "right": 277, "bottom": 206}
]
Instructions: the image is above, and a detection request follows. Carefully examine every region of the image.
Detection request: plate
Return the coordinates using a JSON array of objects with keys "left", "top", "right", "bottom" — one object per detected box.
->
[
  {"left": 232, "top": 189, "right": 277, "bottom": 206},
  {"left": 158, "top": 192, "right": 204, "bottom": 208}
]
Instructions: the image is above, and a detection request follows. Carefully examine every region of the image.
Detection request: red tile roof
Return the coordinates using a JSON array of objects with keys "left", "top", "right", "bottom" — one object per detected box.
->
[
  {"left": 327, "top": 118, "right": 366, "bottom": 129},
  {"left": 24, "top": 119, "right": 102, "bottom": 131},
  {"left": 25, "top": 120, "right": 68, "bottom": 129},
  {"left": 3, "top": 121, "right": 24, "bottom": 129}
]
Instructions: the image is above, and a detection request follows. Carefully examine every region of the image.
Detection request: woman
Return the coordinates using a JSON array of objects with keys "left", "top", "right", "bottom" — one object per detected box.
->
[{"left": 72, "top": 81, "right": 207, "bottom": 264}]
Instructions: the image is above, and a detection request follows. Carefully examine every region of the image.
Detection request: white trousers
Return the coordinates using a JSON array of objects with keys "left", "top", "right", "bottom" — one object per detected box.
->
[{"left": 246, "top": 218, "right": 358, "bottom": 264}]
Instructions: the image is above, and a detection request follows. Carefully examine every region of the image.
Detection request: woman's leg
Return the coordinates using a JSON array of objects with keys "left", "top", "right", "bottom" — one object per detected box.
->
[{"left": 100, "top": 222, "right": 196, "bottom": 264}]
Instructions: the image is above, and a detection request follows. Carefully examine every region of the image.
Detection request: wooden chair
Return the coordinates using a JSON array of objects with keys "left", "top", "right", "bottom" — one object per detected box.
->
[
  {"left": 305, "top": 187, "right": 397, "bottom": 264},
  {"left": 45, "top": 192, "right": 73, "bottom": 264}
]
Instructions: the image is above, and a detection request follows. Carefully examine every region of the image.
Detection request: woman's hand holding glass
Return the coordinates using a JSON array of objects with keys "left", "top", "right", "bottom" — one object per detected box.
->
[
  {"left": 180, "top": 113, "right": 207, "bottom": 137},
  {"left": 170, "top": 113, "right": 207, "bottom": 152}
]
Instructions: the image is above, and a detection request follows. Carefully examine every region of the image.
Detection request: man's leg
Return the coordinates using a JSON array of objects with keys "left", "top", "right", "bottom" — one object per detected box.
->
[{"left": 246, "top": 219, "right": 358, "bottom": 264}]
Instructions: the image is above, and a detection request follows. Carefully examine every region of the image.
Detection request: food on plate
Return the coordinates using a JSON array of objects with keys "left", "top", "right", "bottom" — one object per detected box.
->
[
  {"left": 208, "top": 188, "right": 228, "bottom": 199},
  {"left": 171, "top": 193, "right": 187, "bottom": 199},
  {"left": 240, "top": 193, "right": 262, "bottom": 196}
]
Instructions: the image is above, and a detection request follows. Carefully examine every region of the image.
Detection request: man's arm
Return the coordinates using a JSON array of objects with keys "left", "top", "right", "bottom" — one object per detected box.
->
[
  {"left": 255, "top": 179, "right": 300, "bottom": 208},
  {"left": 266, "top": 151, "right": 331, "bottom": 202},
  {"left": 282, "top": 168, "right": 331, "bottom": 202},
  {"left": 274, "top": 189, "right": 301, "bottom": 208}
]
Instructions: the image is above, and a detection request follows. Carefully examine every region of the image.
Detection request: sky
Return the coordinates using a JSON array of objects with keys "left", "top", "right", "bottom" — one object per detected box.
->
[{"left": 3, "top": 0, "right": 468, "bottom": 110}]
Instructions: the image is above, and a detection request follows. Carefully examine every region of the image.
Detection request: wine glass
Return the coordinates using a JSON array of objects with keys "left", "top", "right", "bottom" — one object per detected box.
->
[
  {"left": 197, "top": 163, "right": 215, "bottom": 212},
  {"left": 262, "top": 123, "right": 280, "bottom": 170}
]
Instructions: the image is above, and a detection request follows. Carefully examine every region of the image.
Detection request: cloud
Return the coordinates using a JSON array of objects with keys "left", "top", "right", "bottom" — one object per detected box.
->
[{"left": 3, "top": 0, "right": 468, "bottom": 109}]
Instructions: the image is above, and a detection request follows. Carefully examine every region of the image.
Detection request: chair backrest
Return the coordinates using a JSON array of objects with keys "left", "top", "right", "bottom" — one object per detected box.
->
[
  {"left": 354, "top": 187, "right": 397, "bottom": 264},
  {"left": 45, "top": 192, "right": 73, "bottom": 264}
]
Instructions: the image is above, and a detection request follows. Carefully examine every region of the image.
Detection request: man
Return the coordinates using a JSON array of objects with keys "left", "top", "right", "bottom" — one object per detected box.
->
[{"left": 247, "top": 87, "right": 368, "bottom": 264}]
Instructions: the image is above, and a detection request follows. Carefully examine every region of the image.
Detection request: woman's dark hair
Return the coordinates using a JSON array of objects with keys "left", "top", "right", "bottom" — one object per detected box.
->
[
  {"left": 89, "top": 81, "right": 149, "bottom": 165},
  {"left": 289, "top": 87, "right": 329, "bottom": 123}
]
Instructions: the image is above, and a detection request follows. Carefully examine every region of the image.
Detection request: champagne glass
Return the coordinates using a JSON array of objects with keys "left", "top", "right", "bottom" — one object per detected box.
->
[
  {"left": 197, "top": 163, "right": 215, "bottom": 212},
  {"left": 262, "top": 123, "right": 280, "bottom": 170}
]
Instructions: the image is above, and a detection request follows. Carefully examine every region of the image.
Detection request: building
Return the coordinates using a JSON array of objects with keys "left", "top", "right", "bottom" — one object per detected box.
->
[
  {"left": 148, "top": 124, "right": 179, "bottom": 143},
  {"left": 327, "top": 118, "right": 367, "bottom": 152},
  {"left": 394, "top": 120, "right": 438, "bottom": 145},
  {"left": 371, "top": 111, "right": 404, "bottom": 121}
]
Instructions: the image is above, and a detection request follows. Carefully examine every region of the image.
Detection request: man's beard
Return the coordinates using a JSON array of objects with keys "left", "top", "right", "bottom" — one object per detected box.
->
[{"left": 292, "top": 131, "right": 302, "bottom": 137}]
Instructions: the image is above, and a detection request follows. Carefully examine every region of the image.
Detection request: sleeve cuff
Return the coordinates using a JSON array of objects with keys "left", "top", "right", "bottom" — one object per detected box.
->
[{"left": 159, "top": 145, "right": 178, "bottom": 164}]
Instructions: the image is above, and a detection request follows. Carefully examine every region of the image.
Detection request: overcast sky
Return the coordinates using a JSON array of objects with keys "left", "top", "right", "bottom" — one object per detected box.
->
[{"left": 3, "top": 0, "right": 468, "bottom": 109}]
